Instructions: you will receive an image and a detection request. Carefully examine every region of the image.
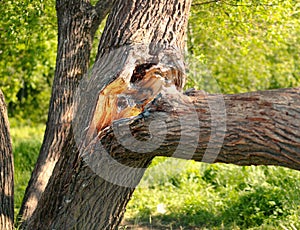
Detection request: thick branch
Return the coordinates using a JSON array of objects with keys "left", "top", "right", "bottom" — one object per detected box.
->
[
  {"left": 91, "top": 0, "right": 114, "bottom": 36},
  {"left": 98, "top": 87, "right": 300, "bottom": 171}
]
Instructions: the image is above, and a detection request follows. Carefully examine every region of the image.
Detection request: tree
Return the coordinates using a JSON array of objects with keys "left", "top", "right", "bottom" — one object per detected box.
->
[
  {"left": 0, "top": 90, "right": 14, "bottom": 230},
  {"left": 0, "top": 0, "right": 299, "bottom": 229}
]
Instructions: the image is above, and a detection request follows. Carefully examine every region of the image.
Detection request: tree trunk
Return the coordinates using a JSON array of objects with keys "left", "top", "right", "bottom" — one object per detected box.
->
[
  {"left": 19, "top": 0, "right": 112, "bottom": 224},
  {"left": 0, "top": 90, "right": 14, "bottom": 230},
  {"left": 26, "top": 0, "right": 191, "bottom": 229}
]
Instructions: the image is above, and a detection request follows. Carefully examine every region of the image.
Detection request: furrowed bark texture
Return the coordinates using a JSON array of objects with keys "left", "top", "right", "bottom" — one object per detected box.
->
[
  {"left": 0, "top": 90, "right": 14, "bottom": 230},
  {"left": 97, "top": 88, "right": 300, "bottom": 170},
  {"left": 19, "top": 0, "right": 113, "bottom": 224},
  {"left": 97, "top": 0, "right": 190, "bottom": 57},
  {"left": 26, "top": 0, "right": 191, "bottom": 229}
]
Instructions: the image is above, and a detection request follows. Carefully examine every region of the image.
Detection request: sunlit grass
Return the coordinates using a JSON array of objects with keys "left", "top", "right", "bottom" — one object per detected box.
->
[
  {"left": 10, "top": 122, "right": 45, "bottom": 216},
  {"left": 123, "top": 158, "right": 300, "bottom": 229}
]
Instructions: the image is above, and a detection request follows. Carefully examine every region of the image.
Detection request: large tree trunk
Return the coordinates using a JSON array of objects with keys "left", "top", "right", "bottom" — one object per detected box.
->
[
  {"left": 26, "top": 0, "right": 191, "bottom": 229},
  {"left": 19, "top": 0, "right": 112, "bottom": 224},
  {"left": 0, "top": 90, "right": 14, "bottom": 230}
]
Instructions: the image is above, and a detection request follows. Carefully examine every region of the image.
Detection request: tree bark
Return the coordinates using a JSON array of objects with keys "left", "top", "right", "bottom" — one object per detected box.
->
[
  {"left": 26, "top": 0, "right": 191, "bottom": 229},
  {"left": 19, "top": 0, "right": 113, "bottom": 224},
  {"left": 0, "top": 90, "right": 14, "bottom": 230}
]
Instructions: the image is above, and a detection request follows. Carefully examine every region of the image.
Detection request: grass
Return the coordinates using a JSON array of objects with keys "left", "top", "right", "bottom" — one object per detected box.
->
[
  {"left": 122, "top": 160, "right": 300, "bottom": 229},
  {"left": 10, "top": 122, "right": 45, "bottom": 216},
  {"left": 11, "top": 124, "right": 300, "bottom": 229}
]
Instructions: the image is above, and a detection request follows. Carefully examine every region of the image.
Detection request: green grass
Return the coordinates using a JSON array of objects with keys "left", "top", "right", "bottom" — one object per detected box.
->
[
  {"left": 10, "top": 124, "right": 300, "bottom": 229},
  {"left": 10, "top": 123, "right": 45, "bottom": 216},
  {"left": 123, "top": 159, "right": 300, "bottom": 229}
]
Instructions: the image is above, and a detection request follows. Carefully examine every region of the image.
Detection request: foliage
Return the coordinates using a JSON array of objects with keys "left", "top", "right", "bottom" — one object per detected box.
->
[
  {"left": 186, "top": 0, "right": 300, "bottom": 93},
  {"left": 0, "top": 0, "right": 57, "bottom": 122}
]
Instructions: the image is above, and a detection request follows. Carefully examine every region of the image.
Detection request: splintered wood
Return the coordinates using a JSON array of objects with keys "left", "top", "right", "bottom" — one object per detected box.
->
[{"left": 89, "top": 65, "right": 168, "bottom": 136}]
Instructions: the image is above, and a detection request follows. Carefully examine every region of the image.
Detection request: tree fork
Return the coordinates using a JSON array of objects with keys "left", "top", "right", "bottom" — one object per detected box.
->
[{"left": 26, "top": 0, "right": 192, "bottom": 229}]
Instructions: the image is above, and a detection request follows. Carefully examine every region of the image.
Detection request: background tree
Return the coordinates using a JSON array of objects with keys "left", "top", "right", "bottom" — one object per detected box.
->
[{"left": 0, "top": 90, "right": 14, "bottom": 230}]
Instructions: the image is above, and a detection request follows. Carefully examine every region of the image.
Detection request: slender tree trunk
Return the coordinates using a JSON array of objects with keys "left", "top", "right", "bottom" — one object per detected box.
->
[
  {"left": 26, "top": 0, "right": 191, "bottom": 229},
  {"left": 19, "top": 0, "right": 112, "bottom": 224},
  {"left": 0, "top": 90, "right": 14, "bottom": 230}
]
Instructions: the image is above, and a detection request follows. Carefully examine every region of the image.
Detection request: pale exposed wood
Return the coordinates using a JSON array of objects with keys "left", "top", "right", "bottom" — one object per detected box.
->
[
  {"left": 89, "top": 63, "right": 179, "bottom": 135},
  {"left": 0, "top": 90, "right": 14, "bottom": 230}
]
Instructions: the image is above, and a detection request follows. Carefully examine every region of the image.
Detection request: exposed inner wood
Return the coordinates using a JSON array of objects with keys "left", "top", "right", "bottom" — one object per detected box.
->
[{"left": 89, "top": 63, "right": 183, "bottom": 135}]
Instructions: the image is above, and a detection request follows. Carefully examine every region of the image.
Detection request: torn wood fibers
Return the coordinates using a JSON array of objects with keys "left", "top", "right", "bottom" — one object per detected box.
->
[{"left": 89, "top": 63, "right": 183, "bottom": 135}]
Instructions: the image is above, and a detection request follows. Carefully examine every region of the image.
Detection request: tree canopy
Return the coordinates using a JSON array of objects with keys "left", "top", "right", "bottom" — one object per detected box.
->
[
  {"left": 1, "top": 0, "right": 56, "bottom": 122},
  {"left": 187, "top": 0, "right": 300, "bottom": 93}
]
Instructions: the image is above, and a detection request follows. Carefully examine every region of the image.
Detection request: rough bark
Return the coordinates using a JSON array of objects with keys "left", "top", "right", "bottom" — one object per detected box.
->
[
  {"left": 97, "top": 0, "right": 190, "bottom": 58},
  {"left": 19, "top": 0, "right": 113, "bottom": 224},
  {"left": 0, "top": 90, "right": 14, "bottom": 230},
  {"left": 26, "top": 0, "right": 191, "bottom": 229}
]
